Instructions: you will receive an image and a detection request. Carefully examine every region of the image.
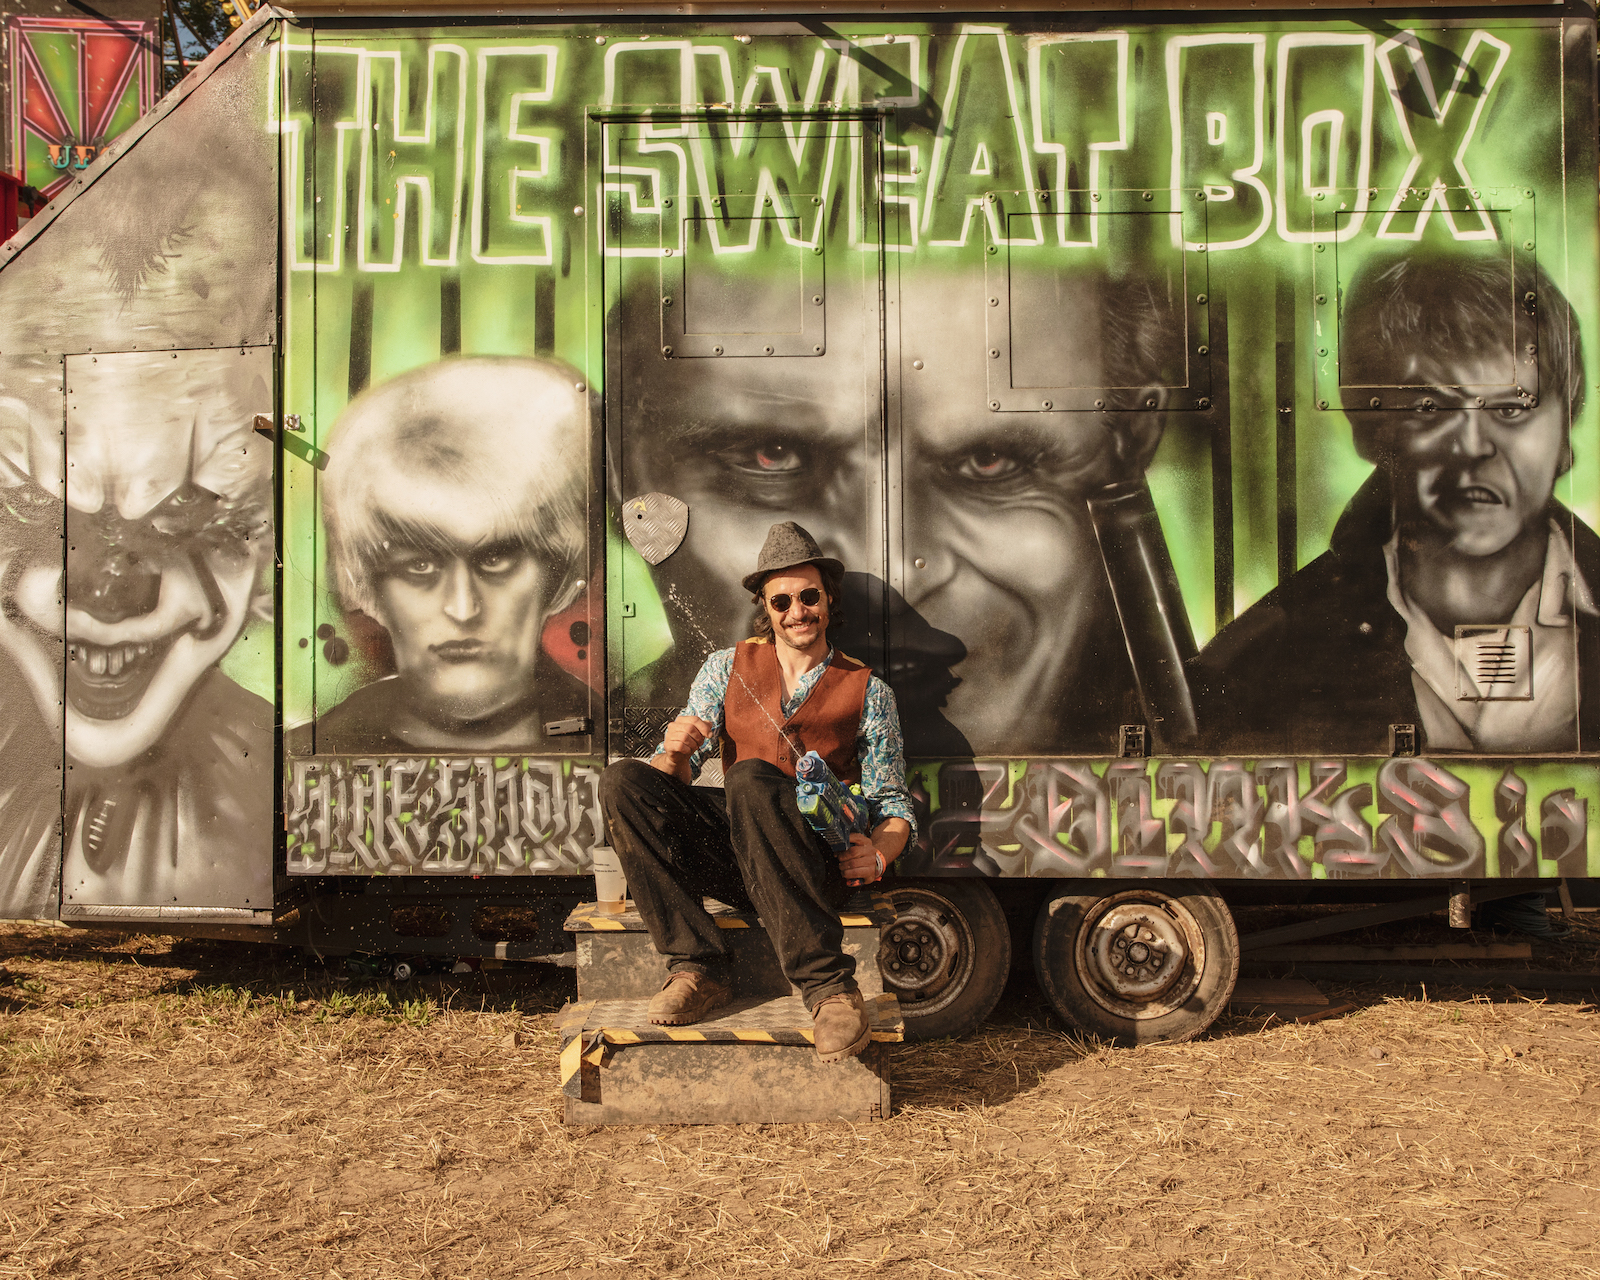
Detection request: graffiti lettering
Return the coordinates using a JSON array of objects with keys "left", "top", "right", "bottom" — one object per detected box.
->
[
  {"left": 286, "top": 758, "right": 604, "bottom": 876},
  {"left": 273, "top": 23, "right": 1525, "bottom": 271},
  {"left": 899, "top": 757, "right": 1593, "bottom": 881}
]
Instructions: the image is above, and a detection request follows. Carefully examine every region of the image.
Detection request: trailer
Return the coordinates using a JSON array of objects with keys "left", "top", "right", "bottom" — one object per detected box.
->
[{"left": 0, "top": 0, "right": 1594, "bottom": 1047}]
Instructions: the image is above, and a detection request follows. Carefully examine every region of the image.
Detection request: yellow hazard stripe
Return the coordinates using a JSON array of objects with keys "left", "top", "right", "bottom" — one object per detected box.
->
[
  {"left": 734, "top": 1029, "right": 778, "bottom": 1043},
  {"left": 665, "top": 1028, "right": 708, "bottom": 1041},
  {"left": 604, "top": 1028, "right": 643, "bottom": 1044},
  {"left": 559, "top": 1036, "right": 583, "bottom": 1086},
  {"left": 838, "top": 914, "right": 872, "bottom": 926},
  {"left": 714, "top": 918, "right": 750, "bottom": 929},
  {"left": 581, "top": 917, "right": 627, "bottom": 930}
]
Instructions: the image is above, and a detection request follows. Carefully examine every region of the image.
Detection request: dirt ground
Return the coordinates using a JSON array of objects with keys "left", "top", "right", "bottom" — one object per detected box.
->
[{"left": 1, "top": 913, "right": 1597, "bottom": 1280}]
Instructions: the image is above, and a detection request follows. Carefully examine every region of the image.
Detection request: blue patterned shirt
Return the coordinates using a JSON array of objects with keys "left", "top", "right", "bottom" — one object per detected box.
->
[{"left": 654, "top": 646, "right": 917, "bottom": 837}]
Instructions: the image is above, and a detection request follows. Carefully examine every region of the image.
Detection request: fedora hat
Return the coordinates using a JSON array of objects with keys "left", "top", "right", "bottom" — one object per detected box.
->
[{"left": 741, "top": 521, "right": 844, "bottom": 594}]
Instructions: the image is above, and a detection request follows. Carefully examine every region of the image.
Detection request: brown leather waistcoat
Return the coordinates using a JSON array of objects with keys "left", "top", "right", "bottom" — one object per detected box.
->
[{"left": 721, "top": 640, "right": 871, "bottom": 782}]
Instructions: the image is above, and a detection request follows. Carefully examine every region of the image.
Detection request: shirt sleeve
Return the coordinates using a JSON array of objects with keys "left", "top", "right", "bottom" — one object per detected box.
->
[
  {"left": 857, "top": 675, "right": 916, "bottom": 839},
  {"left": 652, "top": 648, "right": 733, "bottom": 778}
]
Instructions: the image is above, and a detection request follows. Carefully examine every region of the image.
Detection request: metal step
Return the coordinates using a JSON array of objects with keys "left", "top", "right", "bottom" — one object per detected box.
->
[
  {"left": 564, "top": 892, "right": 895, "bottom": 1002},
  {"left": 558, "top": 993, "right": 903, "bottom": 1125}
]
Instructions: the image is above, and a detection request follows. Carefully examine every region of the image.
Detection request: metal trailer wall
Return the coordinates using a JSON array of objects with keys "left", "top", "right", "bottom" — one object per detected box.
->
[{"left": 0, "top": 4, "right": 1596, "bottom": 928}]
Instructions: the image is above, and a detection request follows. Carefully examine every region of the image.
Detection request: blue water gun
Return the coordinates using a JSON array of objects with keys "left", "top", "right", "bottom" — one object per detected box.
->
[{"left": 795, "top": 751, "right": 872, "bottom": 882}]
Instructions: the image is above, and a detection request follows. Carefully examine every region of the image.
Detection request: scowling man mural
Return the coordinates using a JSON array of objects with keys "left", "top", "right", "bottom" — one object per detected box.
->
[
  {"left": 1194, "top": 250, "right": 1596, "bottom": 755},
  {"left": 292, "top": 357, "right": 591, "bottom": 754},
  {"left": 616, "top": 252, "right": 1180, "bottom": 757},
  {"left": 0, "top": 348, "right": 277, "bottom": 910}
]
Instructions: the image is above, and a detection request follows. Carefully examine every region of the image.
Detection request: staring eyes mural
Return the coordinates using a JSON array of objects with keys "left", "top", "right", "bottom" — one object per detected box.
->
[{"left": 1, "top": 10, "right": 1598, "bottom": 915}]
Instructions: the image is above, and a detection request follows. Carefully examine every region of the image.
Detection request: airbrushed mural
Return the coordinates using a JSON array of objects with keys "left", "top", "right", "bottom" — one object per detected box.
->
[
  {"left": 0, "top": 24, "right": 276, "bottom": 918},
  {"left": 275, "top": 15, "right": 1600, "bottom": 882},
  {"left": 2, "top": 12, "right": 1600, "bottom": 920}
]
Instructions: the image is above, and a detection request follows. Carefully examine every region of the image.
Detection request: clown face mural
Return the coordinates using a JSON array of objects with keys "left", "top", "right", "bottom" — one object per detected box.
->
[{"left": 0, "top": 348, "right": 278, "bottom": 910}]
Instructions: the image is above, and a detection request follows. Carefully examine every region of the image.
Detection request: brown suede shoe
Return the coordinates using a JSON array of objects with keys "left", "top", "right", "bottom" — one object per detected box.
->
[
  {"left": 646, "top": 971, "right": 733, "bottom": 1026},
  {"left": 812, "top": 988, "right": 870, "bottom": 1063}
]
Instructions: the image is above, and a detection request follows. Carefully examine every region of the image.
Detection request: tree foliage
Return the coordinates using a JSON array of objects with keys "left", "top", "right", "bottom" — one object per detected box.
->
[{"left": 161, "top": 0, "right": 253, "bottom": 91}]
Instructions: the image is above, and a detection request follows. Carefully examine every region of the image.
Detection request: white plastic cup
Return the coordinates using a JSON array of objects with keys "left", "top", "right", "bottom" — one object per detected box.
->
[{"left": 591, "top": 845, "right": 627, "bottom": 913}]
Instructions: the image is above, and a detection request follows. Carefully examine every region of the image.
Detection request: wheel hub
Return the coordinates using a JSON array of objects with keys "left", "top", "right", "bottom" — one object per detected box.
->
[
  {"left": 1076, "top": 893, "right": 1205, "bottom": 1020},
  {"left": 883, "top": 922, "right": 946, "bottom": 990}
]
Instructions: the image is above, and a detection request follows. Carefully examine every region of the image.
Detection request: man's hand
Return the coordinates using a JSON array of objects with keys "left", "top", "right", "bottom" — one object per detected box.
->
[
  {"left": 837, "top": 818, "right": 910, "bottom": 886},
  {"left": 651, "top": 715, "right": 714, "bottom": 783},
  {"left": 838, "top": 832, "right": 884, "bottom": 885}
]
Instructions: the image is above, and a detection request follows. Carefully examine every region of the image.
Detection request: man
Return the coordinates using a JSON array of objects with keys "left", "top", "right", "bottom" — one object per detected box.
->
[
  {"left": 291, "top": 357, "right": 591, "bottom": 753},
  {"left": 599, "top": 522, "right": 916, "bottom": 1064},
  {"left": 1192, "top": 249, "right": 1596, "bottom": 754},
  {"left": 614, "top": 257, "right": 1178, "bottom": 756}
]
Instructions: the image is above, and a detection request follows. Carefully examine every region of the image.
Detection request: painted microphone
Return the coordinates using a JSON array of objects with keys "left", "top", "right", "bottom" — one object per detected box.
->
[{"left": 795, "top": 750, "right": 873, "bottom": 884}]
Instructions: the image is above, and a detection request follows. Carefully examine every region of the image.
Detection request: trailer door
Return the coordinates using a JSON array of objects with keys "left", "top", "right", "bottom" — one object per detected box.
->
[{"left": 603, "top": 114, "right": 887, "bottom": 763}]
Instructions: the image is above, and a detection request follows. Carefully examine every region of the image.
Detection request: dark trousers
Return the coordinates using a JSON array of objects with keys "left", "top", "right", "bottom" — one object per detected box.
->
[{"left": 598, "top": 757, "right": 855, "bottom": 1009}]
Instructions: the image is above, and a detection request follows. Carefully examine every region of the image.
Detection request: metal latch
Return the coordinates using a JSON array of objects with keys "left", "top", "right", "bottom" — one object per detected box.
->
[{"left": 545, "top": 717, "right": 593, "bottom": 737}]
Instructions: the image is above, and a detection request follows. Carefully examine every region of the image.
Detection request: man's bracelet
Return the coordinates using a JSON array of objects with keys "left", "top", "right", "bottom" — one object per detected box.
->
[{"left": 874, "top": 850, "right": 885, "bottom": 880}]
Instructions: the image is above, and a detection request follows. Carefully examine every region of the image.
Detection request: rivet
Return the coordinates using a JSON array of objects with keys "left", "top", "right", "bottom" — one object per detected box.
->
[
  {"left": 763, "top": 345, "right": 774, "bottom": 355},
  {"left": 1527, "top": 396, "right": 1539, "bottom": 408},
  {"left": 1091, "top": 192, "right": 1101, "bottom": 202},
  {"left": 663, "top": 197, "right": 672, "bottom": 208},
  {"left": 1360, "top": 622, "right": 1373, "bottom": 635},
  {"left": 914, "top": 557, "right": 926, "bottom": 569},
  {"left": 714, "top": 345, "right": 724, "bottom": 355},
  {"left": 989, "top": 348, "right": 1000, "bottom": 358},
  {"left": 573, "top": 205, "right": 584, "bottom": 216},
  {"left": 1525, "top": 291, "right": 1537, "bottom": 303},
  {"left": 1318, "top": 347, "right": 1328, "bottom": 356},
  {"left": 912, "top": 359, "right": 924, "bottom": 370},
  {"left": 813, "top": 295, "right": 823, "bottom": 305},
  {"left": 1142, "top": 191, "right": 1152, "bottom": 201},
  {"left": 1196, "top": 294, "right": 1207, "bottom": 305},
  {"left": 813, "top": 345, "right": 823, "bottom": 354},
  {"left": 595, "top": 34, "right": 606, "bottom": 43},
  {"left": 1318, "top": 399, "right": 1329, "bottom": 410},
  {"left": 1197, "top": 345, "right": 1209, "bottom": 356},
  {"left": 1315, "top": 243, "right": 1325, "bottom": 252},
  {"left": 1524, "top": 240, "right": 1535, "bottom": 251},
  {"left": 1041, "top": 400, "right": 1053, "bottom": 410},
  {"left": 987, "top": 245, "right": 997, "bottom": 254},
  {"left": 988, "top": 297, "right": 999, "bottom": 306},
  {"left": 1197, "top": 397, "right": 1211, "bottom": 410},
  {"left": 662, "top": 345, "right": 674, "bottom": 356},
  {"left": 1370, "top": 397, "right": 1382, "bottom": 409},
  {"left": 989, "top": 400, "right": 1000, "bottom": 411},
  {"left": 575, "top": 382, "right": 586, "bottom": 392},
  {"left": 1094, "top": 399, "right": 1105, "bottom": 409},
  {"left": 1315, "top": 294, "right": 1326, "bottom": 304},
  {"left": 663, "top": 248, "right": 673, "bottom": 257},
  {"left": 663, "top": 296, "right": 673, "bottom": 306}
]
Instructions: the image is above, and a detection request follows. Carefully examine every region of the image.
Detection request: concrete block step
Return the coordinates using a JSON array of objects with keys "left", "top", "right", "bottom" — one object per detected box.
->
[
  {"left": 558, "top": 993, "right": 903, "bottom": 1125},
  {"left": 564, "top": 891, "right": 895, "bottom": 1002}
]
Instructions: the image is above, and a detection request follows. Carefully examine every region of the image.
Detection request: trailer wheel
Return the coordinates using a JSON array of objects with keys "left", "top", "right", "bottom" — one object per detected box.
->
[
  {"left": 1032, "top": 886, "right": 1237, "bottom": 1046},
  {"left": 879, "top": 879, "right": 1009, "bottom": 1041}
]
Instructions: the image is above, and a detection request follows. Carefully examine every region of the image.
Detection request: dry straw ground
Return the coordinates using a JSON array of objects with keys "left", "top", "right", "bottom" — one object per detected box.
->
[{"left": 1, "top": 914, "right": 1597, "bottom": 1280}]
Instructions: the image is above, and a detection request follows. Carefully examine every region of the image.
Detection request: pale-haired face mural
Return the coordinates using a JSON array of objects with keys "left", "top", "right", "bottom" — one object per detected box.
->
[{"left": 298, "top": 356, "right": 591, "bottom": 755}]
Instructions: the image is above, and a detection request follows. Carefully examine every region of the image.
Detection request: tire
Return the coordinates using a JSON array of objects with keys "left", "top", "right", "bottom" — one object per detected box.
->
[
  {"left": 879, "top": 878, "right": 1010, "bottom": 1041},
  {"left": 1032, "top": 884, "right": 1238, "bottom": 1046},
  {"left": 392, "top": 960, "right": 414, "bottom": 983}
]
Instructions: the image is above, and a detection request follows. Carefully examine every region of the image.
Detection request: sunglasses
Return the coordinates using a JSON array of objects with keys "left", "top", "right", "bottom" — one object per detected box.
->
[{"left": 765, "top": 587, "right": 823, "bottom": 612}]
